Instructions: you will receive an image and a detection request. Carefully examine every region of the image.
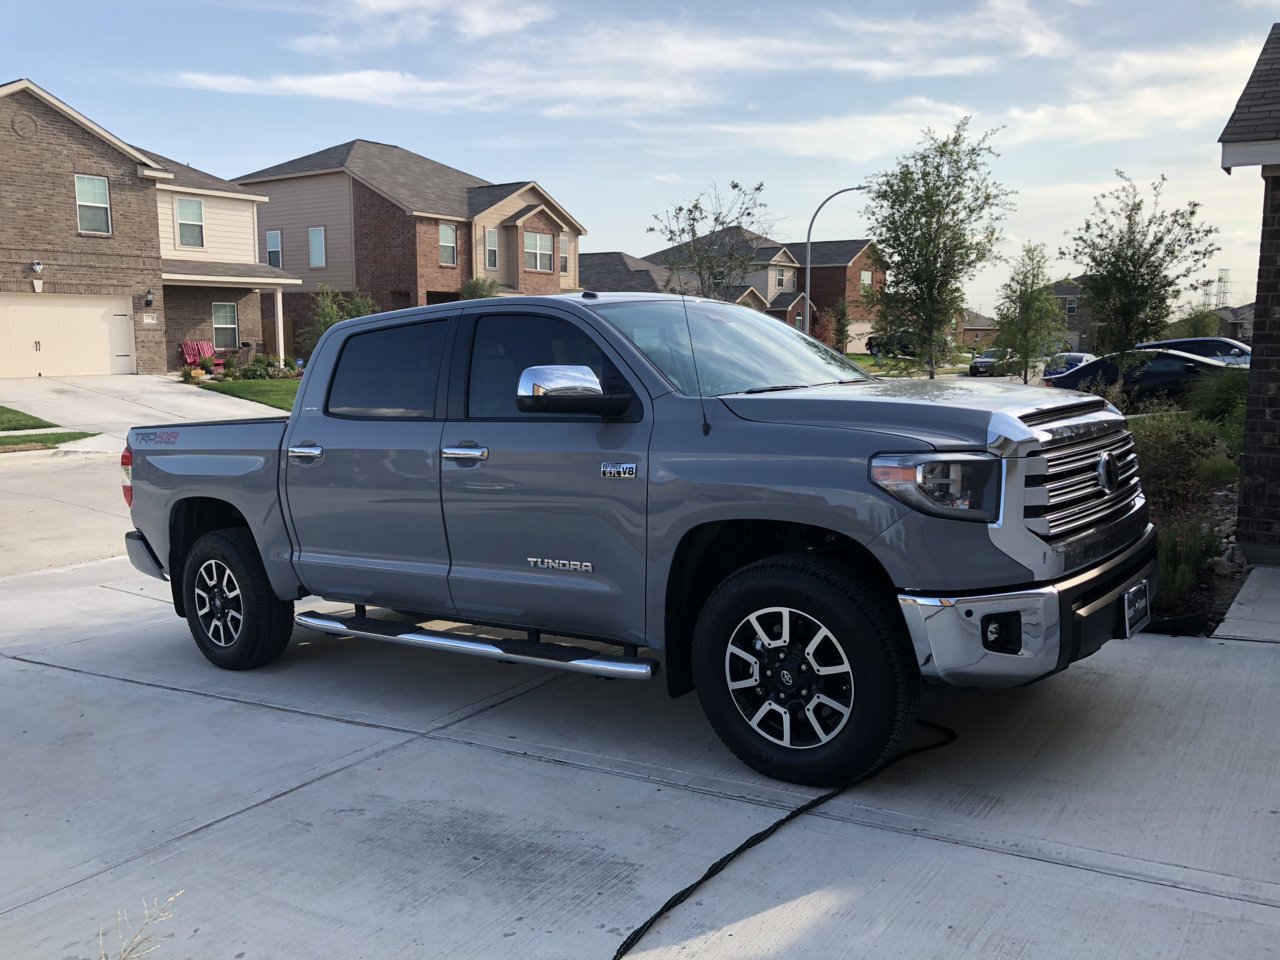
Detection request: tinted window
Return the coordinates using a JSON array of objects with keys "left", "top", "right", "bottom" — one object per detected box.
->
[
  {"left": 1142, "top": 354, "right": 1189, "bottom": 374},
  {"left": 468, "top": 314, "right": 608, "bottom": 418},
  {"left": 327, "top": 321, "right": 446, "bottom": 419}
]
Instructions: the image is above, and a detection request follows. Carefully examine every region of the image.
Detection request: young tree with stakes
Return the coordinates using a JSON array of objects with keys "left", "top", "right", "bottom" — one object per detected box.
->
[
  {"left": 1061, "top": 172, "right": 1220, "bottom": 370},
  {"left": 863, "top": 118, "right": 1014, "bottom": 378},
  {"left": 993, "top": 243, "right": 1068, "bottom": 384}
]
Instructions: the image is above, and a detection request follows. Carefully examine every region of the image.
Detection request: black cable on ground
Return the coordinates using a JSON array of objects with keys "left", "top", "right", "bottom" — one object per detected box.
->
[{"left": 612, "top": 719, "right": 958, "bottom": 959}]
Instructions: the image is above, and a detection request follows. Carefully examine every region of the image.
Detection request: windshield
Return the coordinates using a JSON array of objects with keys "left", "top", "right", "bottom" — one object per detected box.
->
[
  {"left": 591, "top": 299, "right": 871, "bottom": 397},
  {"left": 979, "top": 349, "right": 1003, "bottom": 359}
]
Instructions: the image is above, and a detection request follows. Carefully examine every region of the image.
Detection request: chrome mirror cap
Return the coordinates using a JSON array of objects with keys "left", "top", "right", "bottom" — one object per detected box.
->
[{"left": 517, "top": 365, "right": 603, "bottom": 399}]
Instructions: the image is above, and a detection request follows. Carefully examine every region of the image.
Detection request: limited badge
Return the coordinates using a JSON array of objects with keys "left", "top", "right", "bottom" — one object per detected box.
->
[{"left": 601, "top": 462, "right": 637, "bottom": 479}]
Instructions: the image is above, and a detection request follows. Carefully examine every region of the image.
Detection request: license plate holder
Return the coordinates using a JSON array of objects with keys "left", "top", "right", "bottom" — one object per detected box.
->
[{"left": 1123, "top": 579, "right": 1151, "bottom": 638}]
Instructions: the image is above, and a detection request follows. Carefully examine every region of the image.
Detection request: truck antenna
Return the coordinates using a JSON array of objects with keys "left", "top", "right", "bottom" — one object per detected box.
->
[{"left": 678, "top": 295, "right": 711, "bottom": 436}]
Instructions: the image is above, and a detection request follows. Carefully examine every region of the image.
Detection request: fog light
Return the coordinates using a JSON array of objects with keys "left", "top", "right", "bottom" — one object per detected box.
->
[{"left": 980, "top": 612, "right": 1022, "bottom": 654}]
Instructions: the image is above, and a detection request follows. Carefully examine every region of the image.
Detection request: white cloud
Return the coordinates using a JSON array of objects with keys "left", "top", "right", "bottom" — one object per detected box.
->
[
  {"left": 829, "top": 0, "right": 1073, "bottom": 61},
  {"left": 285, "top": 0, "right": 552, "bottom": 52}
]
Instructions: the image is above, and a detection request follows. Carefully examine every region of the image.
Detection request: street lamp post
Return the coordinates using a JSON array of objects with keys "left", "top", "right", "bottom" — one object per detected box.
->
[{"left": 804, "top": 185, "right": 869, "bottom": 336}]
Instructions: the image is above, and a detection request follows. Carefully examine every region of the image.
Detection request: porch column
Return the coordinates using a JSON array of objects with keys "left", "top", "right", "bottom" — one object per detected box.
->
[{"left": 274, "top": 286, "right": 285, "bottom": 365}]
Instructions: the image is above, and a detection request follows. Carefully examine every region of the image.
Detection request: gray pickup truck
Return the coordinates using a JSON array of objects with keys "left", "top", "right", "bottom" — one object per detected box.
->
[{"left": 123, "top": 293, "right": 1156, "bottom": 786}]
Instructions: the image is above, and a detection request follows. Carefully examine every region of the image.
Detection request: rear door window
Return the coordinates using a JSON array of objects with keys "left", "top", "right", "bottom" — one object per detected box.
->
[{"left": 326, "top": 320, "right": 447, "bottom": 419}]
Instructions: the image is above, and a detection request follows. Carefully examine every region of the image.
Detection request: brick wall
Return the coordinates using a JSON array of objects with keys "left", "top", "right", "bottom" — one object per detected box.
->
[
  {"left": 416, "top": 216, "right": 468, "bottom": 301},
  {"left": 164, "top": 286, "right": 262, "bottom": 368},
  {"left": 519, "top": 211, "right": 561, "bottom": 295},
  {"left": 0, "top": 89, "right": 166, "bottom": 372},
  {"left": 799, "top": 248, "right": 883, "bottom": 352},
  {"left": 261, "top": 289, "right": 319, "bottom": 359},
  {"left": 1239, "top": 174, "right": 1280, "bottom": 564},
  {"left": 352, "top": 179, "right": 415, "bottom": 311}
]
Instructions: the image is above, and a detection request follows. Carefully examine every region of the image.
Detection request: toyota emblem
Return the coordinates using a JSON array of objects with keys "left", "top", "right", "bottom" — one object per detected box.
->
[{"left": 1096, "top": 451, "right": 1121, "bottom": 493}]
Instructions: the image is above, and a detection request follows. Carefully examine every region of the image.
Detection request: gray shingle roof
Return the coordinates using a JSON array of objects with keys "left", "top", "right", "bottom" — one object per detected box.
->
[
  {"left": 1221, "top": 24, "right": 1280, "bottom": 143},
  {"left": 579, "top": 252, "right": 671, "bottom": 293},
  {"left": 134, "top": 148, "right": 261, "bottom": 197},
  {"left": 962, "top": 308, "right": 995, "bottom": 329},
  {"left": 161, "top": 259, "right": 298, "bottom": 282},
  {"left": 643, "top": 227, "right": 774, "bottom": 265},
  {"left": 781, "top": 239, "right": 871, "bottom": 266},
  {"left": 468, "top": 182, "right": 529, "bottom": 217},
  {"left": 769, "top": 290, "right": 805, "bottom": 309},
  {"left": 237, "top": 140, "right": 492, "bottom": 217}
]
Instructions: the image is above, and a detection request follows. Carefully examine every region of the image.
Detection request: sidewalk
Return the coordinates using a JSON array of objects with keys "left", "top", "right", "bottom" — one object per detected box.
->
[{"left": 1213, "top": 565, "right": 1280, "bottom": 642}]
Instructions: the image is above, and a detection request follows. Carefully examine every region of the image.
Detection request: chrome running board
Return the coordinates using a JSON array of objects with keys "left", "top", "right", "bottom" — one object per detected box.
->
[{"left": 294, "top": 611, "right": 658, "bottom": 680}]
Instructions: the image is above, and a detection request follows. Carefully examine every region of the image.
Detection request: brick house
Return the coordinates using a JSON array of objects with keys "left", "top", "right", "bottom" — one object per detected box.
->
[
  {"left": 1049, "top": 276, "right": 1099, "bottom": 351},
  {"left": 1219, "top": 22, "right": 1280, "bottom": 564},
  {"left": 959, "top": 309, "right": 996, "bottom": 348},
  {"left": 0, "top": 79, "right": 298, "bottom": 377},
  {"left": 236, "top": 140, "right": 586, "bottom": 356}
]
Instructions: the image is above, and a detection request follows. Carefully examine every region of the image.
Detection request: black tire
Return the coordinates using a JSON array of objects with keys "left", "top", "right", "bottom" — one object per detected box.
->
[
  {"left": 691, "top": 554, "right": 919, "bottom": 787},
  {"left": 182, "top": 529, "right": 294, "bottom": 670}
]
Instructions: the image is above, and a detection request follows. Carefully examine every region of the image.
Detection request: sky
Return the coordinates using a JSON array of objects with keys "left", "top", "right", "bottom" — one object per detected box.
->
[{"left": 5, "top": 0, "right": 1278, "bottom": 312}]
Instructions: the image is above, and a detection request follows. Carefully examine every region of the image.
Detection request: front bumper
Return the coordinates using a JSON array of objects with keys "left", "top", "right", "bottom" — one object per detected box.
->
[
  {"left": 897, "top": 524, "right": 1157, "bottom": 688},
  {"left": 125, "top": 530, "right": 166, "bottom": 581}
]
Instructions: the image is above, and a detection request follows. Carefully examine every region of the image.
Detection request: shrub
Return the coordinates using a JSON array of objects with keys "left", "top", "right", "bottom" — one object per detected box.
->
[
  {"left": 179, "top": 365, "right": 196, "bottom": 384},
  {"left": 1188, "top": 368, "right": 1248, "bottom": 425},
  {"left": 1129, "top": 412, "right": 1219, "bottom": 513},
  {"left": 1156, "top": 517, "right": 1217, "bottom": 611},
  {"left": 197, "top": 356, "right": 215, "bottom": 375},
  {"left": 460, "top": 277, "right": 502, "bottom": 300},
  {"left": 1193, "top": 450, "right": 1239, "bottom": 486},
  {"left": 295, "top": 285, "right": 380, "bottom": 357}
]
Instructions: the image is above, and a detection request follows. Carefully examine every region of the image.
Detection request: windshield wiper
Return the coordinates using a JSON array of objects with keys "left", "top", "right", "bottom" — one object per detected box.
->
[
  {"left": 738, "top": 384, "right": 809, "bottom": 394},
  {"left": 813, "top": 379, "right": 870, "bottom": 386}
]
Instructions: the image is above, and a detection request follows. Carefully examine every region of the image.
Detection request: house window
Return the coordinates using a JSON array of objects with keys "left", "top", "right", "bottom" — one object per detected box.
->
[
  {"left": 439, "top": 223, "right": 457, "bottom": 266},
  {"left": 560, "top": 236, "right": 570, "bottom": 274},
  {"left": 176, "top": 197, "right": 205, "bottom": 247},
  {"left": 74, "top": 174, "right": 111, "bottom": 234},
  {"left": 212, "top": 302, "right": 238, "bottom": 350},
  {"left": 308, "top": 227, "right": 326, "bottom": 268},
  {"left": 777, "top": 267, "right": 786, "bottom": 288},
  {"left": 485, "top": 228, "right": 498, "bottom": 269},
  {"left": 860, "top": 269, "right": 873, "bottom": 289},
  {"left": 1065, "top": 297, "right": 1077, "bottom": 316},
  {"left": 524, "top": 231, "right": 552, "bottom": 271},
  {"left": 266, "top": 230, "right": 282, "bottom": 269}
]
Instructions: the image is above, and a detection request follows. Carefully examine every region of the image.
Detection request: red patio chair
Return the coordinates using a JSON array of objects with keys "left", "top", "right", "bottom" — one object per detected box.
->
[
  {"left": 179, "top": 340, "right": 201, "bottom": 367},
  {"left": 195, "top": 340, "right": 225, "bottom": 371}
]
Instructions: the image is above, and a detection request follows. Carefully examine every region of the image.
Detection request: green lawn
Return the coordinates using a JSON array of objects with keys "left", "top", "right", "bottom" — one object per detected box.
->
[
  {"left": 0, "top": 405, "right": 56, "bottom": 431},
  {"left": 0, "top": 431, "right": 96, "bottom": 452},
  {"left": 199, "top": 379, "right": 301, "bottom": 411}
]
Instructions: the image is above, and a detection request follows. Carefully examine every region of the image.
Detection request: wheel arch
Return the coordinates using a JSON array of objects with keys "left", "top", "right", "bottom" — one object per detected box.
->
[
  {"left": 167, "top": 497, "right": 252, "bottom": 617},
  {"left": 661, "top": 519, "right": 895, "bottom": 698}
]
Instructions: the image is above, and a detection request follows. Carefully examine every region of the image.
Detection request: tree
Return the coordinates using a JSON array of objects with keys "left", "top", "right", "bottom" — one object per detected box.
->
[
  {"left": 460, "top": 277, "right": 501, "bottom": 300},
  {"left": 1166, "top": 307, "right": 1221, "bottom": 339},
  {"left": 810, "top": 308, "right": 836, "bottom": 349},
  {"left": 832, "top": 299, "right": 851, "bottom": 354},
  {"left": 647, "top": 181, "right": 776, "bottom": 298},
  {"left": 1061, "top": 172, "right": 1220, "bottom": 362},
  {"left": 863, "top": 117, "right": 1014, "bottom": 378},
  {"left": 295, "top": 285, "right": 379, "bottom": 356},
  {"left": 993, "top": 243, "right": 1068, "bottom": 384}
]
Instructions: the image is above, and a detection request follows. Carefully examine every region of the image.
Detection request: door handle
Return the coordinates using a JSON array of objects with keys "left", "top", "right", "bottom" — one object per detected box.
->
[
  {"left": 287, "top": 445, "right": 324, "bottom": 461},
  {"left": 442, "top": 445, "right": 489, "bottom": 461}
]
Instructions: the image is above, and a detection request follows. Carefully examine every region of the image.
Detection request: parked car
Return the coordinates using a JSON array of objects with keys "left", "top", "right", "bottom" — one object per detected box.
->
[
  {"left": 1043, "top": 352, "right": 1096, "bottom": 377},
  {"left": 866, "top": 330, "right": 917, "bottom": 357},
  {"left": 1043, "top": 348, "right": 1231, "bottom": 401},
  {"left": 124, "top": 293, "right": 1156, "bottom": 787},
  {"left": 1137, "top": 337, "right": 1250, "bottom": 366},
  {"left": 968, "top": 348, "right": 1010, "bottom": 376}
]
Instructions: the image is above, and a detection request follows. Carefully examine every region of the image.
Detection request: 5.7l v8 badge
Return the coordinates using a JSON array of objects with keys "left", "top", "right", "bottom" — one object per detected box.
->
[{"left": 601, "top": 462, "right": 637, "bottom": 479}]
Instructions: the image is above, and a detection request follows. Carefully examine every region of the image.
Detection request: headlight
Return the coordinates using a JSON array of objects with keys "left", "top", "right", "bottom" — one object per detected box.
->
[{"left": 870, "top": 453, "right": 1002, "bottom": 522}]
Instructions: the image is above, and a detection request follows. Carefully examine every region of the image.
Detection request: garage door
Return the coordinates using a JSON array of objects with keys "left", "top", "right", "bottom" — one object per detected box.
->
[{"left": 0, "top": 293, "right": 135, "bottom": 378}]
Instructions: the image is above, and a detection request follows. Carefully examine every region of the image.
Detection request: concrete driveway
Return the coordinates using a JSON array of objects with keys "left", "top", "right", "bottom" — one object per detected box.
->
[{"left": 2, "top": 549, "right": 1279, "bottom": 958}]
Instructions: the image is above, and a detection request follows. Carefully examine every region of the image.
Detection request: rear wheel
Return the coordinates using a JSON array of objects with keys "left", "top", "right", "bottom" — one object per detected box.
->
[
  {"left": 691, "top": 554, "right": 918, "bottom": 786},
  {"left": 183, "top": 529, "right": 294, "bottom": 670}
]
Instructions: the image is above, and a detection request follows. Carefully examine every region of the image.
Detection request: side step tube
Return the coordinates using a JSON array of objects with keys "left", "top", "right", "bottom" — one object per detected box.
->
[{"left": 295, "top": 611, "right": 658, "bottom": 681}]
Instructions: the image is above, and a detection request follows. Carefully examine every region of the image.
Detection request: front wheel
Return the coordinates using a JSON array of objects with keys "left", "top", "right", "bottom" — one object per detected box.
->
[
  {"left": 691, "top": 554, "right": 919, "bottom": 786},
  {"left": 183, "top": 529, "right": 294, "bottom": 670}
]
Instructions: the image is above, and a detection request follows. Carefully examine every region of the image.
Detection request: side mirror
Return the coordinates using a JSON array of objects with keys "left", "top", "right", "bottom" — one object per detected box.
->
[
  {"left": 1185, "top": 362, "right": 1199, "bottom": 374},
  {"left": 1230, "top": 348, "right": 1243, "bottom": 357},
  {"left": 516, "top": 365, "right": 631, "bottom": 417}
]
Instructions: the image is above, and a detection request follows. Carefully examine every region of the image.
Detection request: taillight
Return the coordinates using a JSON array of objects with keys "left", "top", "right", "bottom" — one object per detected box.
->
[{"left": 121, "top": 445, "right": 133, "bottom": 507}]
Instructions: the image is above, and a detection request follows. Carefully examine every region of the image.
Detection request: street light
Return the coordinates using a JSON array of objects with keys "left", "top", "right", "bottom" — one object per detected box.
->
[{"left": 804, "top": 185, "right": 869, "bottom": 335}]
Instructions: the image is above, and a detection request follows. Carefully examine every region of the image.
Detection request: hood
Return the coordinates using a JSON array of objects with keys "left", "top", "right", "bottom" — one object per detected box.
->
[{"left": 719, "top": 378, "right": 1104, "bottom": 450}]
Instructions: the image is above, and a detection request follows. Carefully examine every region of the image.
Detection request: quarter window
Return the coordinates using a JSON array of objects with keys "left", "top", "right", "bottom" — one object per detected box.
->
[
  {"left": 468, "top": 314, "right": 608, "bottom": 419},
  {"left": 176, "top": 197, "right": 205, "bottom": 247},
  {"left": 74, "top": 175, "right": 111, "bottom": 234},
  {"left": 212, "top": 303, "right": 238, "bottom": 350},
  {"left": 308, "top": 227, "right": 326, "bottom": 268},
  {"left": 524, "top": 231, "right": 553, "bottom": 271},
  {"left": 266, "top": 230, "right": 282, "bottom": 268},
  {"left": 326, "top": 321, "right": 447, "bottom": 419},
  {"left": 440, "top": 223, "right": 457, "bottom": 266},
  {"left": 560, "top": 236, "right": 570, "bottom": 274},
  {"left": 485, "top": 228, "right": 498, "bottom": 269}
]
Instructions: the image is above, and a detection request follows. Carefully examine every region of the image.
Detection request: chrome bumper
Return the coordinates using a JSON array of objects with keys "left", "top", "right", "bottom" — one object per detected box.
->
[{"left": 898, "top": 525, "right": 1158, "bottom": 688}]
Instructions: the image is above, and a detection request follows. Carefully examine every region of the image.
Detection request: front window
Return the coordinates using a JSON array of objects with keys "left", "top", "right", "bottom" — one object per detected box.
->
[
  {"left": 1065, "top": 297, "right": 1077, "bottom": 316},
  {"left": 861, "top": 269, "right": 873, "bottom": 290},
  {"left": 524, "top": 231, "right": 552, "bottom": 271},
  {"left": 176, "top": 197, "right": 204, "bottom": 247},
  {"left": 308, "top": 227, "right": 326, "bottom": 268},
  {"left": 266, "top": 230, "right": 282, "bottom": 268},
  {"left": 776, "top": 266, "right": 786, "bottom": 288},
  {"left": 212, "top": 302, "right": 238, "bottom": 350},
  {"left": 560, "top": 235, "right": 570, "bottom": 274},
  {"left": 485, "top": 228, "right": 498, "bottom": 269},
  {"left": 74, "top": 175, "right": 111, "bottom": 234},
  {"left": 439, "top": 223, "right": 457, "bottom": 266},
  {"left": 592, "top": 299, "right": 870, "bottom": 398}
]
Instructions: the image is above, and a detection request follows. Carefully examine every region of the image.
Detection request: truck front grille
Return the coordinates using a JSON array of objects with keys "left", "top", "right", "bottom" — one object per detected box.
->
[{"left": 1020, "top": 410, "right": 1143, "bottom": 542}]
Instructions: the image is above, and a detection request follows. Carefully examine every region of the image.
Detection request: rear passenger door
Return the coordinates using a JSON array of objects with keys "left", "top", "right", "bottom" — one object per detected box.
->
[
  {"left": 283, "top": 316, "right": 455, "bottom": 614},
  {"left": 439, "top": 307, "right": 653, "bottom": 646}
]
